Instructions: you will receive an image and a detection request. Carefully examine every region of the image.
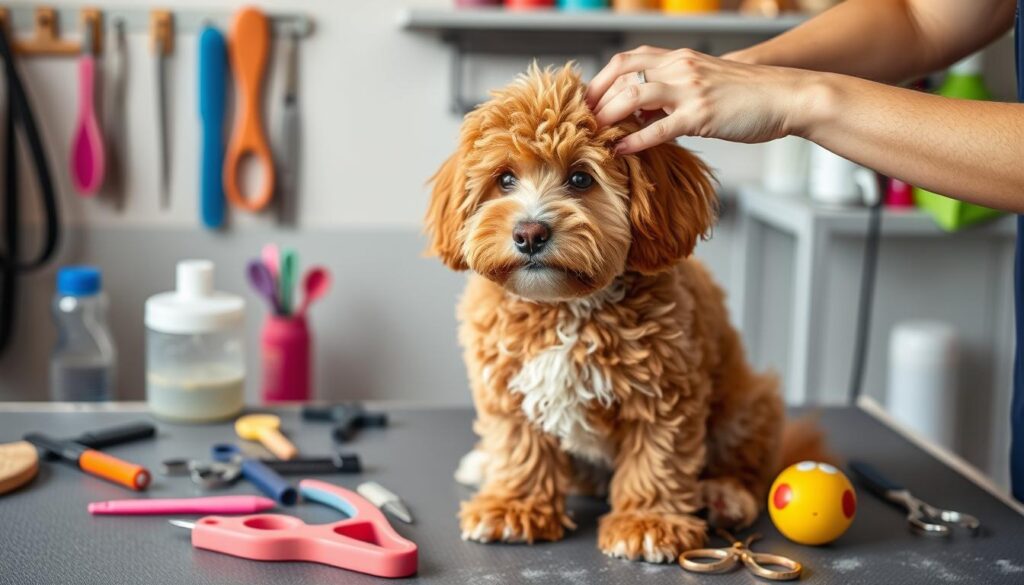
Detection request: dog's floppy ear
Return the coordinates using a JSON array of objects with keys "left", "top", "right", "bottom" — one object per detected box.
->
[
  {"left": 623, "top": 141, "right": 717, "bottom": 274},
  {"left": 425, "top": 151, "right": 470, "bottom": 271}
]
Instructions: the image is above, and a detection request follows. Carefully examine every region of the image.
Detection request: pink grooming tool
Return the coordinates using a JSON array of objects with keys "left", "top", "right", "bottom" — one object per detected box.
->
[
  {"left": 170, "top": 479, "right": 418, "bottom": 578},
  {"left": 70, "top": 27, "right": 105, "bottom": 196},
  {"left": 261, "top": 243, "right": 280, "bottom": 279},
  {"left": 297, "top": 267, "right": 330, "bottom": 317},
  {"left": 89, "top": 495, "right": 275, "bottom": 516}
]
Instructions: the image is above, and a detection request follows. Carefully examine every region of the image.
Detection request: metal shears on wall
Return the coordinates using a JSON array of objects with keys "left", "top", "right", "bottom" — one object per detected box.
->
[{"left": 849, "top": 460, "right": 981, "bottom": 536}]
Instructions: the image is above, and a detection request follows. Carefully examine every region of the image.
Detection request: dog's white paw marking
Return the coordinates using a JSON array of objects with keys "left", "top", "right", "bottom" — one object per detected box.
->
[
  {"left": 461, "top": 520, "right": 495, "bottom": 543},
  {"left": 603, "top": 536, "right": 676, "bottom": 563},
  {"left": 454, "top": 448, "right": 490, "bottom": 486}
]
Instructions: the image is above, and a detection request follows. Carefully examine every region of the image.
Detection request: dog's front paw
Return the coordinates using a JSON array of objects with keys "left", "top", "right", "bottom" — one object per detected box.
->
[
  {"left": 702, "top": 478, "right": 759, "bottom": 529},
  {"left": 598, "top": 511, "right": 706, "bottom": 563},
  {"left": 459, "top": 493, "right": 572, "bottom": 544}
]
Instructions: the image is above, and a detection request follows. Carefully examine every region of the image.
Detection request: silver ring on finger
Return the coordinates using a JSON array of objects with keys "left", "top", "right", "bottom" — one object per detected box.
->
[{"left": 635, "top": 70, "right": 647, "bottom": 85}]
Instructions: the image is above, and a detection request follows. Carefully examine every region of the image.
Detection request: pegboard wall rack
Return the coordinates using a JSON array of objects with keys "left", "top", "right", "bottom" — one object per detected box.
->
[{"left": 0, "top": 4, "right": 313, "bottom": 56}]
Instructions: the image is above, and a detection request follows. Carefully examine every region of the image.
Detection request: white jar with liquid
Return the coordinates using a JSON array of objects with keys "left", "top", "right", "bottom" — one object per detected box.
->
[{"left": 145, "top": 260, "right": 246, "bottom": 422}]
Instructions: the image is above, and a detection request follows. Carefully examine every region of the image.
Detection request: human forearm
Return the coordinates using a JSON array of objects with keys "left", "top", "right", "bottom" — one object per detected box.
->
[
  {"left": 727, "top": 0, "right": 1015, "bottom": 84},
  {"left": 794, "top": 73, "right": 1024, "bottom": 212}
]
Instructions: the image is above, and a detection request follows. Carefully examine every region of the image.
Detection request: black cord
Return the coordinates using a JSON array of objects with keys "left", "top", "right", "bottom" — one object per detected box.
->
[
  {"left": 0, "top": 26, "right": 61, "bottom": 354},
  {"left": 847, "top": 174, "right": 886, "bottom": 405}
]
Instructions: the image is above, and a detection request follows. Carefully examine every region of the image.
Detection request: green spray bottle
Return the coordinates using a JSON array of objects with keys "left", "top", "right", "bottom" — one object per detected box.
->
[{"left": 913, "top": 52, "right": 1003, "bottom": 230}]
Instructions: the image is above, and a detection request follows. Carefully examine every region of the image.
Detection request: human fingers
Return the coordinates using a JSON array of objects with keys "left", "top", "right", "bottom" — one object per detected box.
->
[
  {"left": 585, "top": 50, "right": 672, "bottom": 109},
  {"left": 593, "top": 81, "right": 674, "bottom": 128}
]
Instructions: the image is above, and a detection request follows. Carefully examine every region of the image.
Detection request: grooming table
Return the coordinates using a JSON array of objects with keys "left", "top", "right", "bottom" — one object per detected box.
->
[{"left": 0, "top": 400, "right": 1022, "bottom": 585}]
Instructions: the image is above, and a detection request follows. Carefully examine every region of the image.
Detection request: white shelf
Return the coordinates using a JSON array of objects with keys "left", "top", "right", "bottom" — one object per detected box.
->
[
  {"left": 738, "top": 185, "right": 1016, "bottom": 238},
  {"left": 399, "top": 7, "right": 807, "bottom": 35}
]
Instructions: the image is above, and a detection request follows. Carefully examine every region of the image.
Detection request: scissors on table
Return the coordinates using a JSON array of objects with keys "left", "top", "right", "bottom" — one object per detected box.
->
[
  {"left": 849, "top": 460, "right": 980, "bottom": 536},
  {"left": 163, "top": 444, "right": 296, "bottom": 505},
  {"left": 169, "top": 479, "right": 418, "bottom": 578},
  {"left": 680, "top": 530, "right": 803, "bottom": 581}
]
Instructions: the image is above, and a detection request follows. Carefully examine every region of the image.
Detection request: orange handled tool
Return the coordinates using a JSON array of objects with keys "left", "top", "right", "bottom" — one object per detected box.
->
[
  {"left": 225, "top": 7, "right": 275, "bottom": 212},
  {"left": 25, "top": 433, "right": 151, "bottom": 491}
]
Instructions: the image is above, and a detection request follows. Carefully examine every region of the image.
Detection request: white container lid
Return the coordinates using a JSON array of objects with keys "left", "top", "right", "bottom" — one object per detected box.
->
[{"left": 145, "top": 260, "right": 245, "bottom": 334}]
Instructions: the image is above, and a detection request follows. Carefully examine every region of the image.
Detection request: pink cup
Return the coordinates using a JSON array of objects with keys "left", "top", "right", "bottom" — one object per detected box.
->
[{"left": 261, "top": 315, "right": 311, "bottom": 403}]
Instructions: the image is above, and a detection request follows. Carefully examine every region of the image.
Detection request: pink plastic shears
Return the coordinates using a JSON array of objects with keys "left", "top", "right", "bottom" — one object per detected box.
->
[{"left": 170, "top": 479, "right": 417, "bottom": 578}]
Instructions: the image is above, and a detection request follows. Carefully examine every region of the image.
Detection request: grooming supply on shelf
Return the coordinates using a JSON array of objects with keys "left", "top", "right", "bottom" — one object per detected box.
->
[
  {"left": 807, "top": 144, "right": 880, "bottom": 207},
  {"left": 662, "top": 0, "right": 720, "bottom": 13},
  {"left": 302, "top": 402, "right": 388, "bottom": 442},
  {"left": 169, "top": 480, "right": 418, "bottom": 577},
  {"left": 357, "top": 481, "right": 414, "bottom": 524},
  {"left": 69, "top": 18, "right": 104, "bottom": 195},
  {"left": 151, "top": 10, "right": 173, "bottom": 208},
  {"left": 680, "top": 530, "right": 802, "bottom": 581},
  {"left": 23, "top": 433, "right": 150, "bottom": 491},
  {"left": 886, "top": 321, "right": 959, "bottom": 449},
  {"left": 849, "top": 460, "right": 980, "bottom": 537},
  {"left": 89, "top": 495, "right": 275, "bottom": 516},
  {"left": 50, "top": 266, "right": 117, "bottom": 402},
  {"left": 225, "top": 6, "right": 275, "bottom": 213},
  {"left": 912, "top": 52, "right": 1003, "bottom": 230},
  {"left": 235, "top": 414, "right": 298, "bottom": 460},
  {"left": 198, "top": 25, "right": 228, "bottom": 228},
  {"left": 768, "top": 461, "right": 856, "bottom": 545},
  {"left": 762, "top": 136, "right": 809, "bottom": 195},
  {"left": 145, "top": 260, "right": 245, "bottom": 422}
]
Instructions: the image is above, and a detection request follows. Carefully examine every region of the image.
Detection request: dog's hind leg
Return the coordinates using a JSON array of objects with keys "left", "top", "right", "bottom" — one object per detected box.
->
[{"left": 702, "top": 334, "right": 785, "bottom": 529}]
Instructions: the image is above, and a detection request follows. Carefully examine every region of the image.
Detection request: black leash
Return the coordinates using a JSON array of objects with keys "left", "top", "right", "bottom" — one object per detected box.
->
[{"left": 0, "top": 26, "right": 60, "bottom": 355}]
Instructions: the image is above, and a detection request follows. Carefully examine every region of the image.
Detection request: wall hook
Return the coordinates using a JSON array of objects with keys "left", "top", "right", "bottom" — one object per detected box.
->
[{"left": 0, "top": 5, "right": 102, "bottom": 56}]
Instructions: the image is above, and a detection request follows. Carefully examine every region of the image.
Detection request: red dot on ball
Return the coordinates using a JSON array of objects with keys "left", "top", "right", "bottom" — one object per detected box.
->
[
  {"left": 842, "top": 489, "right": 856, "bottom": 518},
  {"left": 773, "top": 483, "right": 793, "bottom": 509}
]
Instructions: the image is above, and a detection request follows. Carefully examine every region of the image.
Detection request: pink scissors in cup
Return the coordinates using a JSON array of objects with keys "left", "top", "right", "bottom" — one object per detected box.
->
[{"left": 170, "top": 479, "right": 418, "bottom": 578}]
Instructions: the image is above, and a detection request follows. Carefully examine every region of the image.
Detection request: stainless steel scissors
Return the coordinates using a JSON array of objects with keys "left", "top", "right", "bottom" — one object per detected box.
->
[
  {"left": 161, "top": 457, "right": 241, "bottom": 489},
  {"left": 680, "top": 530, "right": 802, "bottom": 581},
  {"left": 849, "top": 460, "right": 980, "bottom": 536}
]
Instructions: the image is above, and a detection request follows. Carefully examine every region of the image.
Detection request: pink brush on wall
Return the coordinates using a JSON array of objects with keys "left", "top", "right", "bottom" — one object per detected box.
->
[{"left": 70, "top": 25, "right": 105, "bottom": 196}]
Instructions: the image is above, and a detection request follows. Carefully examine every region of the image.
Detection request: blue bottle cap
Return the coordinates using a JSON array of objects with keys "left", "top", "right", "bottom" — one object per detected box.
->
[{"left": 57, "top": 266, "right": 102, "bottom": 297}]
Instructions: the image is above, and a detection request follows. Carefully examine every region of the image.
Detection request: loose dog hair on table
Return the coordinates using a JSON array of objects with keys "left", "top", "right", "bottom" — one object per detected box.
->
[{"left": 425, "top": 64, "right": 821, "bottom": 563}]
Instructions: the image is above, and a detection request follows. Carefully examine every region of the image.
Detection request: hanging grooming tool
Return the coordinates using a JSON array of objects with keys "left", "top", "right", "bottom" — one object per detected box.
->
[
  {"left": 169, "top": 479, "right": 418, "bottom": 578},
  {"left": 198, "top": 25, "right": 227, "bottom": 228},
  {"left": 224, "top": 6, "right": 275, "bottom": 212},
  {"left": 849, "top": 460, "right": 981, "bottom": 536},
  {"left": 24, "top": 433, "right": 150, "bottom": 491},
  {"left": 276, "top": 20, "right": 306, "bottom": 225},
  {"left": 356, "top": 481, "right": 414, "bottom": 524},
  {"left": 680, "top": 530, "right": 802, "bottom": 581},
  {"left": 151, "top": 10, "right": 173, "bottom": 209},
  {"left": 104, "top": 18, "right": 127, "bottom": 208},
  {"left": 69, "top": 15, "right": 105, "bottom": 195},
  {"left": 90, "top": 495, "right": 275, "bottom": 516},
  {"left": 0, "top": 23, "right": 61, "bottom": 356}
]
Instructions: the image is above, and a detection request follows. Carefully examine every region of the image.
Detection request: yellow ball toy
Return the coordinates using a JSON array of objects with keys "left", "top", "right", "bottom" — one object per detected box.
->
[{"left": 768, "top": 461, "right": 856, "bottom": 545}]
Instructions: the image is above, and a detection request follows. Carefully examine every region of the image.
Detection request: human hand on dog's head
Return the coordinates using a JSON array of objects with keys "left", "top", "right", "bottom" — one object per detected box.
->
[{"left": 425, "top": 64, "right": 718, "bottom": 302}]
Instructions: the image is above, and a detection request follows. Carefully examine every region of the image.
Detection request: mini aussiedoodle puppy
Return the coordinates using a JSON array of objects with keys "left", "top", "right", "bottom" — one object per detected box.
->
[{"left": 425, "top": 64, "right": 813, "bottom": 563}]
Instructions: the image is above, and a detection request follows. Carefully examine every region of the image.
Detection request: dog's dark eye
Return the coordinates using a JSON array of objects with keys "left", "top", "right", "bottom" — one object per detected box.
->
[
  {"left": 498, "top": 172, "right": 517, "bottom": 191},
  {"left": 568, "top": 171, "right": 594, "bottom": 191}
]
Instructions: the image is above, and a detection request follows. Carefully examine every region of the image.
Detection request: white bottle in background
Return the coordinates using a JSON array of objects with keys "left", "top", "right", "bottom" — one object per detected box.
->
[
  {"left": 808, "top": 144, "right": 880, "bottom": 206},
  {"left": 762, "top": 136, "right": 810, "bottom": 195},
  {"left": 886, "top": 320, "right": 959, "bottom": 450},
  {"left": 145, "top": 260, "right": 246, "bottom": 422},
  {"left": 50, "top": 266, "right": 117, "bottom": 401}
]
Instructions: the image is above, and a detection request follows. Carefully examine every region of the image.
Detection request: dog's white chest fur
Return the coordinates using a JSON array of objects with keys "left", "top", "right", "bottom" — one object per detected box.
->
[{"left": 507, "top": 283, "right": 625, "bottom": 464}]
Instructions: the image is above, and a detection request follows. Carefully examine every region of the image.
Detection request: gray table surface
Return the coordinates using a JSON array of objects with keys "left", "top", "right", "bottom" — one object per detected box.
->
[{"left": 0, "top": 405, "right": 1022, "bottom": 585}]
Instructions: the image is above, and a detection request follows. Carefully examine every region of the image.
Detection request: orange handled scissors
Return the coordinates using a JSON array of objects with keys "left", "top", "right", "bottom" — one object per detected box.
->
[{"left": 225, "top": 7, "right": 275, "bottom": 212}]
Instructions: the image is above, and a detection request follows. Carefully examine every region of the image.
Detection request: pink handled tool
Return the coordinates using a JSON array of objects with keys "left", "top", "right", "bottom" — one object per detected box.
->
[
  {"left": 170, "top": 479, "right": 418, "bottom": 578},
  {"left": 70, "top": 24, "right": 105, "bottom": 195},
  {"left": 89, "top": 495, "right": 275, "bottom": 516}
]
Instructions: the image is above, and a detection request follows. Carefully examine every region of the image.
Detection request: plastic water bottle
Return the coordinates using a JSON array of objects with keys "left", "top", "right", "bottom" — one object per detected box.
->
[{"left": 50, "top": 266, "right": 117, "bottom": 401}]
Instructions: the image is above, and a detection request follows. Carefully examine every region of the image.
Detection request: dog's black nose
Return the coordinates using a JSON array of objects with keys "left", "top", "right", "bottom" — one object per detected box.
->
[{"left": 513, "top": 221, "right": 551, "bottom": 256}]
